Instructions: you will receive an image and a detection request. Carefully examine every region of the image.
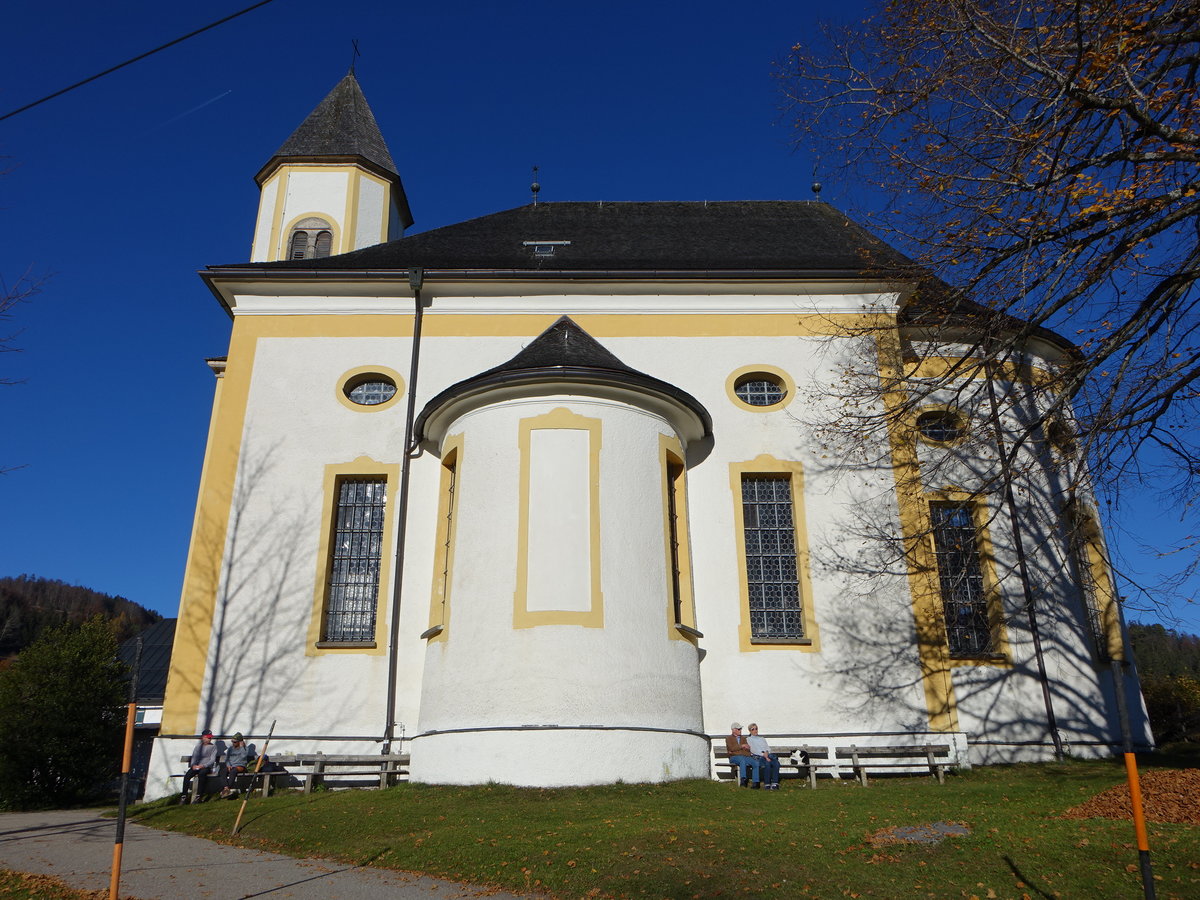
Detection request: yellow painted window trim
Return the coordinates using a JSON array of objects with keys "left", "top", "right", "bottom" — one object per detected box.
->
[
  {"left": 725, "top": 364, "right": 797, "bottom": 413},
  {"left": 1067, "top": 500, "right": 1124, "bottom": 662},
  {"left": 903, "top": 355, "right": 1055, "bottom": 387},
  {"left": 513, "top": 407, "right": 605, "bottom": 629},
  {"left": 925, "top": 488, "right": 1012, "bottom": 668},
  {"left": 661, "top": 434, "right": 700, "bottom": 643},
  {"left": 728, "top": 454, "right": 819, "bottom": 652},
  {"left": 335, "top": 365, "right": 405, "bottom": 413},
  {"left": 425, "top": 435, "right": 464, "bottom": 643},
  {"left": 875, "top": 330, "right": 961, "bottom": 732},
  {"left": 305, "top": 457, "right": 400, "bottom": 656},
  {"left": 344, "top": 169, "right": 360, "bottom": 255}
]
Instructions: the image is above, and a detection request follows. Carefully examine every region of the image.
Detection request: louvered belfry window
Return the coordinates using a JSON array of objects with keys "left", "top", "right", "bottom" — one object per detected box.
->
[
  {"left": 289, "top": 229, "right": 309, "bottom": 259},
  {"left": 741, "top": 474, "right": 804, "bottom": 640},
  {"left": 314, "top": 230, "right": 333, "bottom": 258},
  {"left": 930, "top": 503, "right": 994, "bottom": 656},
  {"left": 323, "top": 477, "right": 387, "bottom": 642}
]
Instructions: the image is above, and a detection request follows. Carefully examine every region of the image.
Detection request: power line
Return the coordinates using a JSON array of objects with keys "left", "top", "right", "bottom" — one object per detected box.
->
[{"left": 0, "top": 0, "right": 279, "bottom": 124}]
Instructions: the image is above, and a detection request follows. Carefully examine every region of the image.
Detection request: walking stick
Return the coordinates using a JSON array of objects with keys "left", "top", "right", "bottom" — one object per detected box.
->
[{"left": 231, "top": 719, "right": 276, "bottom": 836}]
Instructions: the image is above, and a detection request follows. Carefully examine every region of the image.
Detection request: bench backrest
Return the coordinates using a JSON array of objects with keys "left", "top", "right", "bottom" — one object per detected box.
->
[{"left": 835, "top": 744, "right": 952, "bottom": 759}]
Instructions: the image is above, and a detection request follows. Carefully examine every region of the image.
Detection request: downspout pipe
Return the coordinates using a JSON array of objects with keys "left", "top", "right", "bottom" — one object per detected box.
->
[{"left": 383, "top": 267, "right": 425, "bottom": 755}]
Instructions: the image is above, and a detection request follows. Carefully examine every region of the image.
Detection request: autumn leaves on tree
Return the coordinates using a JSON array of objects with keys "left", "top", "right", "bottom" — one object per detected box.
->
[{"left": 783, "top": 0, "right": 1200, "bottom": 603}]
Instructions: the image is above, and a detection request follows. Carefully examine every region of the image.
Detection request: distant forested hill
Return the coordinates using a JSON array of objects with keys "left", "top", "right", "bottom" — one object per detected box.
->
[
  {"left": 0, "top": 575, "right": 161, "bottom": 659},
  {"left": 1129, "top": 623, "right": 1200, "bottom": 678}
]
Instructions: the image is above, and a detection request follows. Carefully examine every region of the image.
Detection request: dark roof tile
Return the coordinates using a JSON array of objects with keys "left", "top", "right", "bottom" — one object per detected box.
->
[
  {"left": 264, "top": 72, "right": 397, "bottom": 176},
  {"left": 223, "top": 201, "right": 920, "bottom": 275}
]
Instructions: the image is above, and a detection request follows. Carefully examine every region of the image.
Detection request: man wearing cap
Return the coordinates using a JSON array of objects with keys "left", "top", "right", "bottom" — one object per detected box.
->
[
  {"left": 180, "top": 729, "right": 218, "bottom": 803},
  {"left": 724, "top": 722, "right": 762, "bottom": 788},
  {"left": 220, "top": 732, "right": 254, "bottom": 799},
  {"left": 746, "top": 723, "right": 782, "bottom": 790}
]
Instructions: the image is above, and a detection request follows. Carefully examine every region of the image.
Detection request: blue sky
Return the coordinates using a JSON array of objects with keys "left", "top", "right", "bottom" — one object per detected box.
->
[{"left": 1, "top": 0, "right": 1195, "bottom": 634}]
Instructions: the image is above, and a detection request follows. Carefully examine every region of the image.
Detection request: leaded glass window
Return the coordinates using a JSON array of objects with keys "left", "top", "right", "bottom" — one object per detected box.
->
[
  {"left": 346, "top": 376, "right": 397, "bottom": 406},
  {"left": 323, "top": 477, "right": 387, "bottom": 642},
  {"left": 734, "top": 374, "right": 786, "bottom": 407},
  {"left": 741, "top": 475, "right": 804, "bottom": 640},
  {"left": 930, "top": 503, "right": 994, "bottom": 656},
  {"left": 917, "top": 410, "right": 965, "bottom": 443}
]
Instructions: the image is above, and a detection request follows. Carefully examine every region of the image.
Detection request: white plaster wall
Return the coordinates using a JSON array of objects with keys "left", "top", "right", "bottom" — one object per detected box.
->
[
  {"left": 190, "top": 336, "right": 419, "bottom": 749},
  {"left": 906, "top": 343, "right": 1149, "bottom": 757},
  {"left": 410, "top": 395, "right": 707, "bottom": 785},
  {"left": 281, "top": 170, "right": 349, "bottom": 244},
  {"left": 251, "top": 176, "right": 279, "bottom": 262},
  {"left": 605, "top": 332, "right": 932, "bottom": 739},
  {"left": 355, "top": 176, "right": 386, "bottom": 250},
  {"left": 155, "top": 288, "right": 1142, "bottom": 797},
  {"left": 415, "top": 730, "right": 711, "bottom": 786}
]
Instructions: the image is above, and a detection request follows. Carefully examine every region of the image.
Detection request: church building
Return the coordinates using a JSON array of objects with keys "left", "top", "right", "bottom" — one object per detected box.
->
[{"left": 146, "top": 73, "right": 1150, "bottom": 797}]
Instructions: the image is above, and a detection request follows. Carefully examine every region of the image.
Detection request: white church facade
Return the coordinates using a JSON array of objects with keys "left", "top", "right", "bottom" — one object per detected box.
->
[{"left": 146, "top": 74, "right": 1150, "bottom": 798}]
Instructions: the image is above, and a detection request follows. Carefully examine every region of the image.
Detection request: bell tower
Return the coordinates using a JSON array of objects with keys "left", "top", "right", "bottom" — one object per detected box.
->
[{"left": 249, "top": 72, "right": 413, "bottom": 262}]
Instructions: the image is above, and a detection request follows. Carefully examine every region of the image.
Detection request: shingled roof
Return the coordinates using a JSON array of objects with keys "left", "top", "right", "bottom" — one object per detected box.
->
[
  {"left": 415, "top": 316, "right": 712, "bottom": 442},
  {"left": 228, "top": 201, "right": 921, "bottom": 275},
  {"left": 254, "top": 72, "right": 413, "bottom": 228}
]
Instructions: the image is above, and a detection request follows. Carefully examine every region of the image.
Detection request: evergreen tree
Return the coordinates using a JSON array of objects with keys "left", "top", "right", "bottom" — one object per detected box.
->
[
  {"left": 1129, "top": 622, "right": 1200, "bottom": 743},
  {"left": 0, "top": 617, "right": 127, "bottom": 809}
]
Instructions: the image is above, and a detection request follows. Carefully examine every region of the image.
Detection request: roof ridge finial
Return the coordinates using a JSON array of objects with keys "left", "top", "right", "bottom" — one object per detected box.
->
[
  {"left": 349, "top": 39, "right": 361, "bottom": 75},
  {"left": 531, "top": 165, "right": 540, "bottom": 206},
  {"left": 811, "top": 157, "right": 822, "bottom": 199}
]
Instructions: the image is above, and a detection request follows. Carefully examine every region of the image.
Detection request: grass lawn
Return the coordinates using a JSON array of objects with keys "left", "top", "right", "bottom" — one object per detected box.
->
[{"left": 128, "top": 758, "right": 1199, "bottom": 899}]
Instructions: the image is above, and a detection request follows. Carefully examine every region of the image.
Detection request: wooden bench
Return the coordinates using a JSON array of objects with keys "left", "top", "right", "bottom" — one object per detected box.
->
[
  {"left": 712, "top": 743, "right": 831, "bottom": 789},
  {"left": 271, "top": 753, "right": 409, "bottom": 795},
  {"left": 834, "top": 743, "right": 952, "bottom": 786},
  {"left": 174, "top": 756, "right": 282, "bottom": 801}
]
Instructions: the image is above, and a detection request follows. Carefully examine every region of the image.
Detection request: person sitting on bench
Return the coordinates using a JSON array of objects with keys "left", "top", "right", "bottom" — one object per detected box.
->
[
  {"left": 180, "top": 729, "right": 218, "bottom": 803},
  {"left": 725, "top": 723, "right": 762, "bottom": 787},
  {"left": 219, "top": 732, "right": 254, "bottom": 798},
  {"left": 746, "top": 723, "right": 781, "bottom": 790}
]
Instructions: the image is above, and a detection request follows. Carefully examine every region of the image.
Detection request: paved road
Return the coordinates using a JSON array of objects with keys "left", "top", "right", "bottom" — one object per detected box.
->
[{"left": 0, "top": 809, "right": 530, "bottom": 899}]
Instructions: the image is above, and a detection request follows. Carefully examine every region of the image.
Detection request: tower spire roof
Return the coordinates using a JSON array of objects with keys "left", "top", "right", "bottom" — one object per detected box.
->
[
  {"left": 255, "top": 71, "right": 412, "bottom": 227},
  {"left": 257, "top": 71, "right": 396, "bottom": 179}
]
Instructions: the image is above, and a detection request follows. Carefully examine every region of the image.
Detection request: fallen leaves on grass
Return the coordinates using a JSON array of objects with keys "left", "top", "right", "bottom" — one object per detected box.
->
[
  {"left": 866, "top": 822, "right": 971, "bottom": 847},
  {"left": 0, "top": 869, "right": 113, "bottom": 899},
  {"left": 1062, "top": 769, "right": 1200, "bottom": 825}
]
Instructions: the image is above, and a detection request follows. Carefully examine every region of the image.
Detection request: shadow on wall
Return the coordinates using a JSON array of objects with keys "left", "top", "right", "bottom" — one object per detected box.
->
[
  {"left": 791, "top": 333, "right": 1148, "bottom": 759},
  {"left": 170, "top": 438, "right": 359, "bottom": 738}
]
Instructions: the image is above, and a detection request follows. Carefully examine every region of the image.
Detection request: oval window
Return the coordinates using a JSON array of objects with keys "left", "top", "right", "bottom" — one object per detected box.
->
[
  {"left": 916, "top": 410, "right": 965, "bottom": 444},
  {"left": 345, "top": 375, "right": 398, "bottom": 406},
  {"left": 1046, "top": 418, "right": 1077, "bottom": 454},
  {"left": 734, "top": 374, "right": 787, "bottom": 408}
]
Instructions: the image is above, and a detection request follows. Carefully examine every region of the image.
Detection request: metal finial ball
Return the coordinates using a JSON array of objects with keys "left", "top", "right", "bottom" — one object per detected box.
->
[
  {"left": 531, "top": 182, "right": 541, "bottom": 195},
  {"left": 812, "top": 181, "right": 822, "bottom": 197}
]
